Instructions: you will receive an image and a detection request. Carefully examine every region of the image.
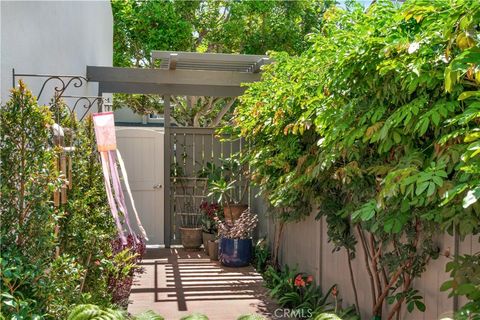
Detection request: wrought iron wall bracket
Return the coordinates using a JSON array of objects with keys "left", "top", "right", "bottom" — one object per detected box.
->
[
  {"left": 12, "top": 68, "right": 88, "bottom": 101},
  {"left": 11, "top": 68, "right": 107, "bottom": 121},
  {"left": 62, "top": 95, "right": 111, "bottom": 120}
]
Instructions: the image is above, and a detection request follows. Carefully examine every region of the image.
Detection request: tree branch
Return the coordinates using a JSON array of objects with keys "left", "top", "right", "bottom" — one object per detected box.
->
[
  {"left": 211, "top": 97, "right": 236, "bottom": 127},
  {"left": 357, "top": 225, "right": 377, "bottom": 312},
  {"left": 346, "top": 247, "right": 360, "bottom": 314}
]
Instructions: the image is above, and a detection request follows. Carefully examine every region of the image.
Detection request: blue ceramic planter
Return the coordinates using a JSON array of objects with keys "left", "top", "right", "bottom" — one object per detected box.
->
[{"left": 219, "top": 237, "right": 252, "bottom": 267}]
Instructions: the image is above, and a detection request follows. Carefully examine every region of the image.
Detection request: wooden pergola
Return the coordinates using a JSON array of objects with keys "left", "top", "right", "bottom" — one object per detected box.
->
[
  {"left": 88, "top": 51, "right": 270, "bottom": 97},
  {"left": 87, "top": 51, "right": 271, "bottom": 247}
]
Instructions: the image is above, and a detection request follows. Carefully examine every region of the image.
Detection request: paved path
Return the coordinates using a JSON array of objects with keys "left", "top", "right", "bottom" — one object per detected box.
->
[{"left": 128, "top": 248, "right": 280, "bottom": 320}]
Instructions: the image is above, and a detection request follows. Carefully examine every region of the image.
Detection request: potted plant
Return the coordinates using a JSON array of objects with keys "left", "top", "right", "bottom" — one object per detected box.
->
[
  {"left": 208, "top": 239, "right": 219, "bottom": 261},
  {"left": 179, "top": 213, "right": 203, "bottom": 250},
  {"left": 217, "top": 209, "right": 258, "bottom": 267},
  {"left": 207, "top": 156, "right": 249, "bottom": 223},
  {"left": 199, "top": 201, "right": 220, "bottom": 255}
]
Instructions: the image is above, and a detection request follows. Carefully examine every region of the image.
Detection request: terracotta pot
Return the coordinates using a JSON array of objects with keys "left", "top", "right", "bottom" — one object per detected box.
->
[
  {"left": 208, "top": 240, "right": 219, "bottom": 261},
  {"left": 202, "top": 232, "right": 215, "bottom": 255},
  {"left": 223, "top": 204, "right": 248, "bottom": 223},
  {"left": 180, "top": 227, "right": 203, "bottom": 250}
]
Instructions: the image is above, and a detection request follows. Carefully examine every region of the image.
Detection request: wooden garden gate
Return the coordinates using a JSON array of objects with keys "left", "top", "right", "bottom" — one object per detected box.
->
[
  {"left": 87, "top": 50, "right": 270, "bottom": 247},
  {"left": 167, "top": 126, "right": 247, "bottom": 245}
]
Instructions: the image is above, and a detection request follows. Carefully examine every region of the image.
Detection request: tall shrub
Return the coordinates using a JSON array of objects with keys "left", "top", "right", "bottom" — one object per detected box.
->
[
  {"left": 0, "top": 82, "right": 80, "bottom": 318},
  {"left": 233, "top": 0, "right": 479, "bottom": 318},
  {"left": 0, "top": 84, "right": 129, "bottom": 318},
  {"left": 58, "top": 112, "right": 117, "bottom": 306}
]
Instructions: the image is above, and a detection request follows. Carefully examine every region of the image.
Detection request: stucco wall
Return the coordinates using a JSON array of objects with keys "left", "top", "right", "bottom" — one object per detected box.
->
[{"left": 1, "top": 1, "right": 113, "bottom": 106}]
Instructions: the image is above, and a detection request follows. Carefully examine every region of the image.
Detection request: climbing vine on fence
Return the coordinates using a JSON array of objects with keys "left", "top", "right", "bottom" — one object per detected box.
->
[{"left": 232, "top": 0, "right": 479, "bottom": 318}]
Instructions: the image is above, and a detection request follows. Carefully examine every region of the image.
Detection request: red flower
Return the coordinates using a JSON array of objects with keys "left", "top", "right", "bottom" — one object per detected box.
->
[
  {"left": 332, "top": 286, "right": 338, "bottom": 297},
  {"left": 306, "top": 275, "right": 314, "bottom": 284},
  {"left": 94, "top": 260, "right": 101, "bottom": 266},
  {"left": 294, "top": 275, "right": 306, "bottom": 287}
]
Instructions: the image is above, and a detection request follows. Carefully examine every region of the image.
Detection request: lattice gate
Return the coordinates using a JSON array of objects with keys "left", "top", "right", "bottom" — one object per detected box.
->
[{"left": 167, "top": 127, "right": 248, "bottom": 245}]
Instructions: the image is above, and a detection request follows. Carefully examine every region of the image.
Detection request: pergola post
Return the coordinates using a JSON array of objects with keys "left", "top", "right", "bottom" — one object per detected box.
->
[
  {"left": 163, "top": 95, "right": 171, "bottom": 248},
  {"left": 97, "top": 85, "right": 103, "bottom": 112}
]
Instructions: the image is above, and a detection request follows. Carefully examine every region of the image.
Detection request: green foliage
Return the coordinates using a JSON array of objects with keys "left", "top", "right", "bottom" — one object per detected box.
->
[
  {"left": 1, "top": 82, "right": 61, "bottom": 319},
  {"left": 111, "top": 0, "right": 334, "bottom": 125},
  {"left": 312, "top": 306, "right": 360, "bottom": 320},
  {"left": 236, "top": 315, "right": 267, "bottom": 320},
  {"left": 263, "top": 265, "right": 297, "bottom": 295},
  {"left": 112, "top": 0, "right": 194, "bottom": 68},
  {"left": 277, "top": 283, "right": 333, "bottom": 317},
  {"left": 440, "top": 252, "right": 480, "bottom": 319},
  {"left": 0, "top": 84, "right": 122, "bottom": 318},
  {"left": 312, "top": 307, "right": 360, "bottom": 320},
  {"left": 205, "top": 156, "right": 248, "bottom": 205},
  {"left": 36, "top": 255, "right": 86, "bottom": 317},
  {"left": 59, "top": 113, "right": 118, "bottom": 306},
  {"left": 179, "top": 314, "right": 209, "bottom": 320},
  {"left": 67, "top": 304, "right": 125, "bottom": 320},
  {"left": 134, "top": 310, "right": 165, "bottom": 320},
  {"left": 252, "top": 238, "right": 271, "bottom": 274},
  {"left": 67, "top": 305, "right": 164, "bottom": 320},
  {"left": 232, "top": 0, "right": 480, "bottom": 317},
  {"left": 263, "top": 265, "right": 336, "bottom": 318},
  {"left": 112, "top": 0, "right": 332, "bottom": 67}
]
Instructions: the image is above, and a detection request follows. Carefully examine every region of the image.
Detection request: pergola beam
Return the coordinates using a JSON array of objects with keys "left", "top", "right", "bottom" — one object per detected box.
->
[
  {"left": 152, "top": 51, "right": 266, "bottom": 64},
  {"left": 250, "top": 57, "right": 270, "bottom": 73},
  {"left": 168, "top": 53, "right": 178, "bottom": 70},
  {"left": 98, "top": 81, "right": 246, "bottom": 97},
  {"left": 87, "top": 66, "right": 260, "bottom": 87}
]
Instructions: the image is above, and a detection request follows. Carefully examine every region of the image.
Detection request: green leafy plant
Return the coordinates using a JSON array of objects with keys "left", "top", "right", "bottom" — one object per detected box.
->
[
  {"left": 111, "top": 0, "right": 334, "bottom": 125},
  {"left": 262, "top": 265, "right": 336, "bottom": 318},
  {"left": 208, "top": 179, "right": 237, "bottom": 205},
  {"left": 180, "top": 314, "right": 209, "bottom": 320},
  {"left": 67, "top": 305, "right": 164, "bottom": 320},
  {"left": 134, "top": 310, "right": 165, "bottom": 320},
  {"left": 252, "top": 238, "right": 271, "bottom": 274},
  {"left": 279, "top": 275, "right": 334, "bottom": 317},
  {"left": 313, "top": 307, "right": 360, "bottom": 320},
  {"left": 231, "top": 0, "right": 480, "bottom": 317},
  {"left": 0, "top": 82, "right": 64, "bottom": 319},
  {"left": 206, "top": 156, "right": 249, "bottom": 206},
  {"left": 263, "top": 265, "right": 297, "bottom": 294},
  {"left": 440, "top": 252, "right": 480, "bottom": 319},
  {"left": 236, "top": 315, "right": 267, "bottom": 320},
  {"left": 0, "top": 84, "right": 139, "bottom": 318},
  {"left": 67, "top": 304, "right": 125, "bottom": 320},
  {"left": 58, "top": 113, "right": 118, "bottom": 308}
]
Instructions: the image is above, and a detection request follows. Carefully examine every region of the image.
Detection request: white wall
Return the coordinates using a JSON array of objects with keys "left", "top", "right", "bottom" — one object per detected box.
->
[
  {"left": 114, "top": 106, "right": 145, "bottom": 123},
  {"left": 1, "top": 1, "right": 113, "bottom": 108}
]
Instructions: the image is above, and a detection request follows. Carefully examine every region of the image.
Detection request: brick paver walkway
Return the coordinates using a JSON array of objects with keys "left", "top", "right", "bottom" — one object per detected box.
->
[{"left": 128, "top": 248, "right": 280, "bottom": 320}]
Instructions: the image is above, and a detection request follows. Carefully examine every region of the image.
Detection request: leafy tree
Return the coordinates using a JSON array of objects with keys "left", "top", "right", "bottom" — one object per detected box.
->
[
  {"left": 232, "top": 0, "right": 480, "bottom": 318},
  {"left": 112, "top": 0, "right": 330, "bottom": 66},
  {"left": 111, "top": 0, "right": 333, "bottom": 126}
]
